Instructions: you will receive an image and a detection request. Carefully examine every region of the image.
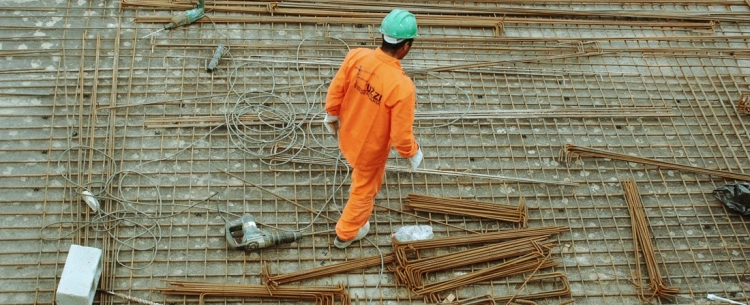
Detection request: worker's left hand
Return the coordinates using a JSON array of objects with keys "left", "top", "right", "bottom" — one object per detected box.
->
[
  {"left": 323, "top": 114, "right": 339, "bottom": 135},
  {"left": 408, "top": 148, "right": 423, "bottom": 170},
  {"left": 389, "top": 149, "right": 399, "bottom": 159}
]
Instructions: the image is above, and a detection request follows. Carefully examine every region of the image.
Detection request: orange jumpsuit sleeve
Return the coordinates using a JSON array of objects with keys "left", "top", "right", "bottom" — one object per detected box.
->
[
  {"left": 325, "top": 50, "right": 356, "bottom": 116},
  {"left": 388, "top": 84, "right": 419, "bottom": 158}
]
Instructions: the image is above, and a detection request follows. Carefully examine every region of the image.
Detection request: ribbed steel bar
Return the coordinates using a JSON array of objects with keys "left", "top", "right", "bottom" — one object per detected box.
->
[
  {"left": 157, "top": 281, "right": 351, "bottom": 305},
  {"left": 123, "top": 1, "right": 731, "bottom": 24},
  {"left": 392, "top": 226, "right": 568, "bottom": 266},
  {"left": 274, "top": 1, "right": 749, "bottom": 22},
  {"left": 622, "top": 179, "right": 680, "bottom": 301},
  {"left": 392, "top": 237, "right": 553, "bottom": 288},
  {"left": 263, "top": 253, "right": 396, "bottom": 287},
  {"left": 142, "top": 106, "right": 677, "bottom": 128},
  {"left": 133, "top": 15, "right": 714, "bottom": 30},
  {"left": 455, "top": 272, "right": 572, "bottom": 305},
  {"left": 414, "top": 253, "right": 559, "bottom": 303},
  {"left": 273, "top": 155, "right": 579, "bottom": 187},
  {"left": 562, "top": 144, "right": 750, "bottom": 181},
  {"left": 403, "top": 194, "right": 528, "bottom": 225}
]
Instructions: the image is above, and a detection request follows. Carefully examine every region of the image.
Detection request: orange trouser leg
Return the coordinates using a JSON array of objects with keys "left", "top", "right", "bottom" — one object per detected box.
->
[{"left": 335, "top": 165, "right": 386, "bottom": 241}]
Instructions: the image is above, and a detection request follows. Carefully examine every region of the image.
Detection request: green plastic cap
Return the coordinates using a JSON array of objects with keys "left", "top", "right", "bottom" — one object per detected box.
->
[{"left": 379, "top": 9, "right": 418, "bottom": 40}]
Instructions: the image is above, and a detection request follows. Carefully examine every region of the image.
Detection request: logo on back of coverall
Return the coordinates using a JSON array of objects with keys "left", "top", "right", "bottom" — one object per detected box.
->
[{"left": 353, "top": 65, "right": 382, "bottom": 105}]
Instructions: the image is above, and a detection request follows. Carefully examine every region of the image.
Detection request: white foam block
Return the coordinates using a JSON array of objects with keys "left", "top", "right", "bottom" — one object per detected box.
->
[{"left": 56, "top": 245, "right": 103, "bottom": 305}]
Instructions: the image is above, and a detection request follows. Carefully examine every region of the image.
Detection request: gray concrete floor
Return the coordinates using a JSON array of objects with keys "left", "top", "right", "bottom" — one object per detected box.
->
[{"left": 1, "top": 1, "right": 750, "bottom": 304}]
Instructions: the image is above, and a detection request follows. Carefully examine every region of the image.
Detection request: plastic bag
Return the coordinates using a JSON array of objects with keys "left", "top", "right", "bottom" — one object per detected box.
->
[
  {"left": 393, "top": 225, "right": 434, "bottom": 242},
  {"left": 713, "top": 182, "right": 750, "bottom": 216}
]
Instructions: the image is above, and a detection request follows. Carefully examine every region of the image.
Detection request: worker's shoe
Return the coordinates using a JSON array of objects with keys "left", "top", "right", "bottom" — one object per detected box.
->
[{"left": 333, "top": 222, "right": 370, "bottom": 249}]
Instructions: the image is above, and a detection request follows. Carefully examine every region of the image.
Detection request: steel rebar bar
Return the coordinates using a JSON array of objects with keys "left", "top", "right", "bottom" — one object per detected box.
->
[
  {"left": 157, "top": 281, "right": 350, "bottom": 305},
  {"left": 272, "top": 155, "right": 578, "bottom": 187},
  {"left": 622, "top": 179, "right": 680, "bottom": 301},
  {"left": 404, "top": 194, "right": 528, "bottom": 225},
  {"left": 455, "top": 273, "right": 572, "bottom": 305},
  {"left": 562, "top": 144, "right": 750, "bottom": 182},
  {"left": 263, "top": 253, "right": 396, "bottom": 287}
]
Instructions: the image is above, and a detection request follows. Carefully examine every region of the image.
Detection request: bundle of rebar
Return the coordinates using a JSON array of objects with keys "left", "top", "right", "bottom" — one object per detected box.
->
[
  {"left": 156, "top": 281, "right": 350, "bottom": 305},
  {"left": 415, "top": 252, "right": 558, "bottom": 303},
  {"left": 390, "top": 227, "right": 566, "bottom": 302},
  {"left": 404, "top": 194, "right": 528, "bottom": 226},
  {"left": 622, "top": 179, "right": 680, "bottom": 301},
  {"left": 126, "top": 1, "right": 719, "bottom": 29},
  {"left": 262, "top": 253, "right": 395, "bottom": 287},
  {"left": 562, "top": 144, "right": 750, "bottom": 182},
  {"left": 275, "top": 1, "right": 747, "bottom": 23},
  {"left": 455, "top": 272, "right": 571, "bottom": 305},
  {"left": 122, "top": 0, "right": 750, "bottom": 23},
  {"left": 392, "top": 226, "right": 567, "bottom": 266},
  {"left": 391, "top": 236, "right": 553, "bottom": 288}
]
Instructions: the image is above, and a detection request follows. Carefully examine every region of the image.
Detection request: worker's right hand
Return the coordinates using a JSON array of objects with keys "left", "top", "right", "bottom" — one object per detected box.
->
[
  {"left": 408, "top": 148, "right": 423, "bottom": 171},
  {"left": 323, "top": 113, "right": 339, "bottom": 135}
]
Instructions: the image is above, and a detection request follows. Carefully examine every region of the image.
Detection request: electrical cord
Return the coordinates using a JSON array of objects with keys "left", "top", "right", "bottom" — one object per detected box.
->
[
  {"left": 203, "top": 35, "right": 381, "bottom": 300},
  {"left": 217, "top": 36, "right": 352, "bottom": 235},
  {"left": 51, "top": 35, "right": 468, "bottom": 299},
  {"left": 47, "top": 143, "right": 228, "bottom": 269}
]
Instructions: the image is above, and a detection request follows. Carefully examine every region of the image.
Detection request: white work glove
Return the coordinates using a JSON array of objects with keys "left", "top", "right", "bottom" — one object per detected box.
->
[
  {"left": 323, "top": 114, "right": 339, "bottom": 135},
  {"left": 408, "top": 148, "right": 423, "bottom": 171}
]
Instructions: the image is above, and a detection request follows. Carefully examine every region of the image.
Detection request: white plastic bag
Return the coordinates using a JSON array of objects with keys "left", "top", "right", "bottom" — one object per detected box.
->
[{"left": 393, "top": 225, "right": 434, "bottom": 242}]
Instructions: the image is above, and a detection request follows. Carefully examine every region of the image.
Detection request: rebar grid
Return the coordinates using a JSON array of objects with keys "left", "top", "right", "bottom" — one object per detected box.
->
[{"left": 1, "top": 1, "right": 750, "bottom": 305}]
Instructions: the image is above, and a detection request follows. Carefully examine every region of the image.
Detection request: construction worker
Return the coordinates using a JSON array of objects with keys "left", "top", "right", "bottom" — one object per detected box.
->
[{"left": 323, "top": 9, "right": 423, "bottom": 249}]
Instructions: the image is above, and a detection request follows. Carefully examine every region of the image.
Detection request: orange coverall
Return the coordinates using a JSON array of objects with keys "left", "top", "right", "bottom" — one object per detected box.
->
[{"left": 325, "top": 47, "right": 419, "bottom": 241}]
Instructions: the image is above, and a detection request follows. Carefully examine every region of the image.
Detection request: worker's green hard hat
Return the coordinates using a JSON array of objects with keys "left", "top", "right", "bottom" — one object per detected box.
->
[{"left": 379, "top": 9, "right": 418, "bottom": 41}]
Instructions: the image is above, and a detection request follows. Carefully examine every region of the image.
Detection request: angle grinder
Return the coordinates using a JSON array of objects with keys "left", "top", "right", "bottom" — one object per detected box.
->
[{"left": 225, "top": 213, "right": 308, "bottom": 250}]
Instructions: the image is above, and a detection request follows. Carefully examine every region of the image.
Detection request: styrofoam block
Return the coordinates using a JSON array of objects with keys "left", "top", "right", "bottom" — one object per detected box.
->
[{"left": 56, "top": 245, "right": 103, "bottom": 305}]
